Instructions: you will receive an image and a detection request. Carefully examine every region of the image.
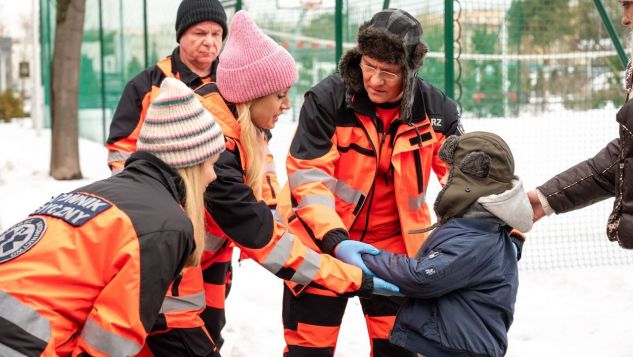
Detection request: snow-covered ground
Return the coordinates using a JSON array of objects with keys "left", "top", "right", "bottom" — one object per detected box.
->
[{"left": 1, "top": 114, "right": 633, "bottom": 356}]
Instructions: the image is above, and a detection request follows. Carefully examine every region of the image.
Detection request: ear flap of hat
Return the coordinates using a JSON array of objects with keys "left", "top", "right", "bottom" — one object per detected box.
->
[
  {"left": 438, "top": 135, "right": 459, "bottom": 164},
  {"left": 460, "top": 151, "right": 491, "bottom": 178}
]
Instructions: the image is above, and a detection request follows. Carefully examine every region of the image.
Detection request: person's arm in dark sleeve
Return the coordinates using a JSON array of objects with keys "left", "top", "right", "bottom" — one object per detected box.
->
[
  {"left": 361, "top": 236, "right": 481, "bottom": 299},
  {"left": 205, "top": 149, "right": 372, "bottom": 296}
]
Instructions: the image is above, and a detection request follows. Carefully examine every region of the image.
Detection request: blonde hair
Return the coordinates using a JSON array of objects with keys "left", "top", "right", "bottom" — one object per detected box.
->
[
  {"left": 236, "top": 102, "right": 266, "bottom": 199},
  {"left": 177, "top": 164, "right": 207, "bottom": 267}
]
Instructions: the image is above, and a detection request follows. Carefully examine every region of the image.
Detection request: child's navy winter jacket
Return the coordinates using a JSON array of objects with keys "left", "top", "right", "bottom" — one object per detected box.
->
[{"left": 363, "top": 217, "right": 518, "bottom": 357}]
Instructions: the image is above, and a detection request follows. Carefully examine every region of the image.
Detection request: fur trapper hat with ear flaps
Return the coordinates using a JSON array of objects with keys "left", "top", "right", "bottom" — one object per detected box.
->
[
  {"left": 434, "top": 131, "right": 516, "bottom": 225},
  {"left": 338, "top": 8, "right": 428, "bottom": 122}
]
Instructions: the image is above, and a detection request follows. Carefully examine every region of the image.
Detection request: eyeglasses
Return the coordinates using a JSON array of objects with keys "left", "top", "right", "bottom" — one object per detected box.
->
[{"left": 359, "top": 62, "right": 402, "bottom": 81}]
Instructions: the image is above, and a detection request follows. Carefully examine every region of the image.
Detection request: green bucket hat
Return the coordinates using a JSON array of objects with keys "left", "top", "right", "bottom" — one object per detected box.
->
[{"left": 434, "top": 131, "right": 515, "bottom": 223}]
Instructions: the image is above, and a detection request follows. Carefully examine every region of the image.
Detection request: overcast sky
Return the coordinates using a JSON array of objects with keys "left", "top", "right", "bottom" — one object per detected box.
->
[{"left": 0, "top": 0, "right": 33, "bottom": 38}]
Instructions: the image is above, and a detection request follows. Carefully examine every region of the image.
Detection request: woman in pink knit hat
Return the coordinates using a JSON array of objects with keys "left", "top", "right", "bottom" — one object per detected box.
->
[{"left": 200, "top": 10, "right": 398, "bottom": 355}]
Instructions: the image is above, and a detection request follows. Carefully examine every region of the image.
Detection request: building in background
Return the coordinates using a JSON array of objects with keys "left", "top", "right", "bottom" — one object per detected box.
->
[{"left": 0, "top": 37, "right": 13, "bottom": 92}]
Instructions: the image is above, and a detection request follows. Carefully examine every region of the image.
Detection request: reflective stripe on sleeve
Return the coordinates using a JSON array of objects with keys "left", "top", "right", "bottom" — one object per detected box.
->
[
  {"left": 265, "top": 162, "right": 277, "bottom": 174},
  {"left": 159, "top": 292, "right": 206, "bottom": 314},
  {"left": 296, "top": 194, "right": 336, "bottom": 209},
  {"left": 204, "top": 231, "right": 227, "bottom": 254},
  {"left": 289, "top": 168, "right": 365, "bottom": 207},
  {"left": 107, "top": 150, "right": 132, "bottom": 165},
  {"left": 0, "top": 290, "right": 50, "bottom": 343},
  {"left": 262, "top": 232, "right": 294, "bottom": 274},
  {"left": 80, "top": 316, "right": 142, "bottom": 356},
  {"left": 408, "top": 192, "right": 426, "bottom": 211},
  {"left": 0, "top": 341, "right": 29, "bottom": 357},
  {"left": 289, "top": 248, "right": 321, "bottom": 285}
]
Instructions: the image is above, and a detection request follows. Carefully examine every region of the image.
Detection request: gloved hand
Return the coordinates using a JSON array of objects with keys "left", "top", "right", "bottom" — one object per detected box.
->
[
  {"left": 372, "top": 276, "right": 402, "bottom": 296},
  {"left": 334, "top": 240, "right": 379, "bottom": 276}
]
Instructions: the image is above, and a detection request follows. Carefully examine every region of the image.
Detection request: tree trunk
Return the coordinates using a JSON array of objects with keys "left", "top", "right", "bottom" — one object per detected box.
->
[{"left": 50, "top": 0, "right": 86, "bottom": 180}]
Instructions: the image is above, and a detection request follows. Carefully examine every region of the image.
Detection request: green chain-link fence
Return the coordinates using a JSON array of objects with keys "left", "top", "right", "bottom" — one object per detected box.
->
[{"left": 39, "top": 0, "right": 633, "bottom": 269}]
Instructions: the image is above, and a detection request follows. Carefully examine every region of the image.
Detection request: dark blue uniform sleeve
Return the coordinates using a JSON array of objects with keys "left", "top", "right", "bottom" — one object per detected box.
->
[{"left": 362, "top": 237, "right": 482, "bottom": 299}]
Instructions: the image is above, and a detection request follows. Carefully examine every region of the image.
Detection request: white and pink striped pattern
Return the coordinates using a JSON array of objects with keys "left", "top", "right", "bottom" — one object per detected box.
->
[{"left": 137, "top": 77, "right": 225, "bottom": 169}]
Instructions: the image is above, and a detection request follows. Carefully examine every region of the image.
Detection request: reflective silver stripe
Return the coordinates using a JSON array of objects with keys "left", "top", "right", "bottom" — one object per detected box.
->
[
  {"left": 297, "top": 194, "right": 335, "bottom": 209},
  {"left": 107, "top": 150, "right": 132, "bottom": 164},
  {"left": 0, "top": 342, "right": 28, "bottom": 357},
  {"left": 290, "top": 169, "right": 364, "bottom": 206},
  {"left": 80, "top": 316, "right": 142, "bottom": 356},
  {"left": 408, "top": 192, "right": 426, "bottom": 210},
  {"left": 290, "top": 249, "right": 321, "bottom": 285},
  {"left": 262, "top": 232, "right": 294, "bottom": 274},
  {"left": 288, "top": 168, "right": 337, "bottom": 191},
  {"left": 334, "top": 181, "right": 364, "bottom": 206},
  {"left": 271, "top": 208, "right": 282, "bottom": 223},
  {"left": 265, "top": 162, "right": 277, "bottom": 174},
  {"left": 204, "top": 231, "right": 227, "bottom": 253},
  {"left": 0, "top": 290, "right": 50, "bottom": 343},
  {"left": 160, "top": 292, "right": 206, "bottom": 314},
  {"left": 111, "top": 166, "right": 124, "bottom": 175}
]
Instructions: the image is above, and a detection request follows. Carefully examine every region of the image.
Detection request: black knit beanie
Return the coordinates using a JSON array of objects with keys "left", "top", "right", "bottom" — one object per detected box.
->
[{"left": 175, "top": 0, "right": 228, "bottom": 42}]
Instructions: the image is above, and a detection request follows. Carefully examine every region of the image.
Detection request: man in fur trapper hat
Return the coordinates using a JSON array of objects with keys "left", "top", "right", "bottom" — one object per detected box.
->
[
  {"left": 277, "top": 8, "right": 463, "bottom": 357},
  {"left": 340, "top": 8, "right": 429, "bottom": 122}
]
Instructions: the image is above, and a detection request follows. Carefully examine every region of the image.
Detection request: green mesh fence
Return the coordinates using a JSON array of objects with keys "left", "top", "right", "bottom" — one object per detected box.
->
[{"left": 39, "top": 0, "right": 633, "bottom": 269}]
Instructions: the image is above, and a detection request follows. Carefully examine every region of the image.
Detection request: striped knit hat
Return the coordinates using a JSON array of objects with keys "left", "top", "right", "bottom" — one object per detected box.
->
[{"left": 137, "top": 78, "right": 225, "bottom": 168}]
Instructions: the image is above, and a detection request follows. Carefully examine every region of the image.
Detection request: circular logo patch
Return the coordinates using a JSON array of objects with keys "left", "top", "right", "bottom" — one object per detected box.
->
[{"left": 0, "top": 217, "right": 47, "bottom": 263}]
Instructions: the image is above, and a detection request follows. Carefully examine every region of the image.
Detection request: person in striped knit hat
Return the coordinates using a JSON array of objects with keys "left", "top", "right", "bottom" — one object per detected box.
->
[
  {"left": 138, "top": 77, "right": 226, "bottom": 267},
  {"left": 135, "top": 77, "right": 229, "bottom": 357},
  {"left": 528, "top": 0, "right": 633, "bottom": 250},
  {"left": 0, "top": 77, "right": 225, "bottom": 356}
]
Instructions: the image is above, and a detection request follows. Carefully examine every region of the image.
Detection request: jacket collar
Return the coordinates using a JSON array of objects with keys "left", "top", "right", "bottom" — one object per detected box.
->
[
  {"left": 170, "top": 47, "right": 219, "bottom": 88},
  {"left": 124, "top": 151, "right": 185, "bottom": 205}
]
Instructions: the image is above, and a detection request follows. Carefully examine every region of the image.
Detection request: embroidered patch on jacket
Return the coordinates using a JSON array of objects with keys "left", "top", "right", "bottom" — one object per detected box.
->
[
  {"left": 427, "top": 250, "right": 441, "bottom": 259},
  {"left": 0, "top": 217, "right": 47, "bottom": 263},
  {"left": 32, "top": 193, "right": 112, "bottom": 227}
]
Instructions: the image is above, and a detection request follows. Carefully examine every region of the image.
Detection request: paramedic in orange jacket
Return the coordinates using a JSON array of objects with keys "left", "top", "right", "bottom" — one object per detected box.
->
[
  {"left": 0, "top": 77, "right": 226, "bottom": 357},
  {"left": 277, "top": 9, "right": 463, "bottom": 357},
  {"left": 105, "top": 1, "right": 251, "bottom": 352},
  {"left": 202, "top": 10, "right": 399, "bottom": 309}
]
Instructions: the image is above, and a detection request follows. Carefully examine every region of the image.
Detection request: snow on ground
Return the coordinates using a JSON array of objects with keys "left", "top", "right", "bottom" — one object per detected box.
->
[{"left": 1, "top": 115, "right": 633, "bottom": 356}]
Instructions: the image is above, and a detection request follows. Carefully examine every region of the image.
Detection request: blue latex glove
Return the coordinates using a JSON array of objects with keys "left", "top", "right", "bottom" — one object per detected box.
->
[
  {"left": 334, "top": 240, "right": 379, "bottom": 276},
  {"left": 372, "top": 276, "right": 402, "bottom": 296}
]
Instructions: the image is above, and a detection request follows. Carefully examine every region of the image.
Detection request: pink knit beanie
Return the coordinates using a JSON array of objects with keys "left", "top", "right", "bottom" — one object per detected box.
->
[
  {"left": 217, "top": 10, "right": 298, "bottom": 103},
  {"left": 137, "top": 78, "right": 225, "bottom": 169}
]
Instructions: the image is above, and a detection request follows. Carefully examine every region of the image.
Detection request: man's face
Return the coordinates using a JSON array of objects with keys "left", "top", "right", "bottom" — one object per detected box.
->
[
  {"left": 360, "top": 55, "right": 404, "bottom": 104},
  {"left": 622, "top": 1, "right": 633, "bottom": 27},
  {"left": 179, "top": 21, "right": 223, "bottom": 70}
]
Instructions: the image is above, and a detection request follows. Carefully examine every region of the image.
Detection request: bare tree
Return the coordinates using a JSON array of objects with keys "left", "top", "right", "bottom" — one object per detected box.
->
[{"left": 50, "top": 0, "right": 86, "bottom": 179}]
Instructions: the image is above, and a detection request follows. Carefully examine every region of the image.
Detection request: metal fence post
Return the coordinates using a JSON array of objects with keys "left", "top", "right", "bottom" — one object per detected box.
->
[
  {"left": 444, "top": 0, "right": 455, "bottom": 99},
  {"left": 594, "top": 0, "right": 627, "bottom": 68},
  {"left": 335, "top": 0, "right": 343, "bottom": 66}
]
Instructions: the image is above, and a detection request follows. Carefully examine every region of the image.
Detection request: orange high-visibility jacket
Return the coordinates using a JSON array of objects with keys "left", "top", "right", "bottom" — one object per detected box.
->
[
  {"left": 0, "top": 152, "right": 194, "bottom": 356},
  {"left": 199, "top": 88, "right": 373, "bottom": 297},
  {"left": 278, "top": 74, "right": 462, "bottom": 258},
  {"left": 106, "top": 53, "right": 284, "bottom": 335}
]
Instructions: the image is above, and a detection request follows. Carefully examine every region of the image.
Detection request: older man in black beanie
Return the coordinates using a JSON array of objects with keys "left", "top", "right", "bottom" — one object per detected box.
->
[
  {"left": 105, "top": 0, "right": 232, "bottom": 356},
  {"left": 278, "top": 8, "right": 463, "bottom": 357}
]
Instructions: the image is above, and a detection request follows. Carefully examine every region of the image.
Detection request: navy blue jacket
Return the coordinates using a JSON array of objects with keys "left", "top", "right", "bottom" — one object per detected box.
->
[{"left": 363, "top": 218, "right": 518, "bottom": 357}]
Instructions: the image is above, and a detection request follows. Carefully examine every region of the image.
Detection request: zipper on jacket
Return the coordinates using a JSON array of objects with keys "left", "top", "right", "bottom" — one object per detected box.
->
[{"left": 348, "top": 114, "right": 379, "bottom": 236}]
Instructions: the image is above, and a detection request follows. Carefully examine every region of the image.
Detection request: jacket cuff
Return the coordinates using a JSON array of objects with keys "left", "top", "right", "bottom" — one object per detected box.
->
[
  {"left": 341, "top": 272, "right": 373, "bottom": 299},
  {"left": 535, "top": 189, "right": 555, "bottom": 216},
  {"left": 319, "top": 229, "right": 349, "bottom": 255}
]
